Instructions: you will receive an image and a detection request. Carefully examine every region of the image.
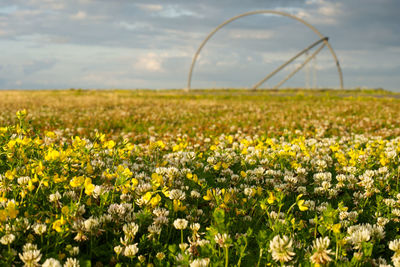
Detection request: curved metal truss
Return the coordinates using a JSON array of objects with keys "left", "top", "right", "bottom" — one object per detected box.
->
[{"left": 187, "top": 10, "right": 343, "bottom": 90}]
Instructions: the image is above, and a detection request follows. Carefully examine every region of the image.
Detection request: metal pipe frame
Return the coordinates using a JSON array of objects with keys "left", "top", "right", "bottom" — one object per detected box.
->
[
  {"left": 251, "top": 37, "right": 328, "bottom": 89},
  {"left": 187, "top": 10, "right": 343, "bottom": 91},
  {"left": 273, "top": 42, "right": 326, "bottom": 89}
]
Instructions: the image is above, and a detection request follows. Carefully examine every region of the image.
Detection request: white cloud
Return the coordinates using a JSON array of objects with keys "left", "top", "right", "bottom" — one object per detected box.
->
[
  {"left": 70, "top": 11, "right": 87, "bottom": 20},
  {"left": 0, "top": 29, "right": 10, "bottom": 36},
  {"left": 117, "top": 21, "right": 153, "bottom": 31},
  {"left": 14, "top": 9, "right": 44, "bottom": 17},
  {"left": 229, "top": 29, "right": 274, "bottom": 40},
  {"left": 136, "top": 4, "right": 163, "bottom": 12},
  {"left": 27, "top": 0, "right": 65, "bottom": 10},
  {"left": 318, "top": 5, "right": 338, "bottom": 16},
  {"left": 159, "top": 6, "right": 200, "bottom": 18},
  {"left": 295, "top": 0, "right": 343, "bottom": 25},
  {"left": 134, "top": 53, "right": 163, "bottom": 72}
]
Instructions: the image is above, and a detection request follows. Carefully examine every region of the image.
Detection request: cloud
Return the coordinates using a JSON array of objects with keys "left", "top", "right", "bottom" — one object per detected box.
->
[
  {"left": 117, "top": 21, "right": 153, "bottom": 31},
  {"left": 158, "top": 6, "right": 201, "bottom": 18},
  {"left": 70, "top": 11, "right": 87, "bottom": 20},
  {"left": 133, "top": 53, "right": 163, "bottom": 72},
  {"left": 296, "top": 0, "right": 343, "bottom": 25},
  {"left": 23, "top": 59, "right": 57, "bottom": 75},
  {"left": 0, "top": 29, "right": 9, "bottom": 36},
  {"left": 229, "top": 29, "right": 274, "bottom": 40},
  {"left": 14, "top": 9, "right": 44, "bottom": 18},
  {"left": 136, "top": 4, "right": 163, "bottom": 12},
  {"left": 0, "top": 5, "right": 18, "bottom": 15}
]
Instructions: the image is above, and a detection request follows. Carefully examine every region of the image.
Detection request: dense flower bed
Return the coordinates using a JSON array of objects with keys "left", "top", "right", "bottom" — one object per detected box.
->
[{"left": 1, "top": 111, "right": 400, "bottom": 266}]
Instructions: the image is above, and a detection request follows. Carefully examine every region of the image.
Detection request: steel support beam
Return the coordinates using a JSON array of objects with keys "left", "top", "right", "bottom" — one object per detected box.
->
[
  {"left": 251, "top": 37, "right": 328, "bottom": 90},
  {"left": 186, "top": 10, "right": 343, "bottom": 91},
  {"left": 273, "top": 42, "right": 326, "bottom": 89}
]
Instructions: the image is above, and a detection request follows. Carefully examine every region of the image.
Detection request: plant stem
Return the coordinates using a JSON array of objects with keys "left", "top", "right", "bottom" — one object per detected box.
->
[
  {"left": 257, "top": 248, "right": 263, "bottom": 267},
  {"left": 224, "top": 247, "right": 229, "bottom": 267},
  {"left": 180, "top": 229, "right": 183, "bottom": 245}
]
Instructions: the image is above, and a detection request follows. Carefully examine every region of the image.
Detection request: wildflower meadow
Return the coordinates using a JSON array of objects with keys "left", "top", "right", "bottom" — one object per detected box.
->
[{"left": 1, "top": 89, "right": 400, "bottom": 266}]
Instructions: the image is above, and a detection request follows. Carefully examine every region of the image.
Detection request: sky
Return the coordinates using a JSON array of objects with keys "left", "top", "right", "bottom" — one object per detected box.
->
[{"left": 0, "top": 0, "right": 399, "bottom": 90}]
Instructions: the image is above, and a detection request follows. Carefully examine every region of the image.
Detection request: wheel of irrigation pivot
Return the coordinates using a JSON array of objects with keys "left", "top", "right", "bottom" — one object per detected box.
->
[{"left": 186, "top": 10, "right": 343, "bottom": 91}]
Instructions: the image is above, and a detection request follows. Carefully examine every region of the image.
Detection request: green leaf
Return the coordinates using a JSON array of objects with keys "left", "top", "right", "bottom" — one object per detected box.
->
[
  {"left": 362, "top": 242, "right": 374, "bottom": 257},
  {"left": 168, "top": 244, "right": 177, "bottom": 254},
  {"left": 213, "top": 208, "right": 226, "bottom": 231},
  {"left": 318, "top": 225, "right": 327, "bottom": 236},
  {"left": 80, "top": 259, "right": 91, "bottom": 267}
]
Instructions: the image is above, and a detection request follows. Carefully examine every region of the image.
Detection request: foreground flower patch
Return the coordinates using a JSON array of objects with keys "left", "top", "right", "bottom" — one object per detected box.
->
[{"left": 1, "top": 112, "right": 400, "bottom": 266}]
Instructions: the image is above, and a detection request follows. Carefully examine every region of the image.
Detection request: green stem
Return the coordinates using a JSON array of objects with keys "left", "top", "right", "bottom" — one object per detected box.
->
[
  {"left": 257, "top": 248, "right": 263, "bottom": 267},
  {"left": 335, "top": 235, "right": 339, "bottom": 261},
  {"left": 180, "top": 229, "right": 183, "bottom": 245},
  {"left": 77, "top": 186, "right": 84, "bottom": 206},
  {"left": 224, "top": 247, "right": 229, "bottom": 267}
]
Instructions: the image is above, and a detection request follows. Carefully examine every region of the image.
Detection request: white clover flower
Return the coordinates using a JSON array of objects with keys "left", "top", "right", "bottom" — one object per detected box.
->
[
  {"left": 375, "top": 257, "right": 390, "bottom": 267},
  {"left": 92, "top": 185, "right": 103, "bottom": 199},
  {"left": 33, "top": 223, "right": 47, "bottom": 235},
  {"left": 49, "top": 191, "right": 61, "bottom": 203},
  {"left": 123, "top": 222, "right": 139, "bottom": 239},
  {"left": 269, "top": 235, "right": 295, "bottom": 263},
  {"left": 310, "top": 237, "right": 333, "bottom": 265},
  {"left": 190, "top": 223, "right": 201, "bottom": 232},
  {"left": 108, "top": 203, "right": 126, "bottom": 217},
  {"left": 392, "top": 209, "right": 400, "bottom": 217},
  {"left": 114, "top": 245, "right": 124, "bottom": 255},
  {"left": 214, "top": 233, "right": 231, "bottom": 248},
  {"left": 389, "top": 239, "right": 400, "bottom": 254},
  {"left": 393, "top": 257, "right": 400, "bottom": 267},
  {"left": 385, "top": 149, "right": 397, "bottom": 159},
  {"left": 371, "top": 225, "right": 385, "bottom": 240},
  {"left": 190, "top": 258, "right": 210, "bottom": 267},
  {"left": 339, "top": 211, "right": 349, "bottom": 220},
  {"left": 244, "top": 187, "right": 254, "bottom": 197},
  {"left": 63, "top": 258, "right": 80, "bottom": 267},
  {"left": 384, "top": 199, "right": 396, "bottom": 207},
  {"left": 17, "top": 176, "right": 30, "bottom": 185},
  {"left": 191, "top": 190, "right": 201, "bottom": 198},
  {"left": 153, "top": 207, "right": 169, "bottom": 217},
  {"left": 169, "top": 189, "right": 186, "bottom": 200},
  {"left": 148, "top": 223, "right": 162, "bottom": 235},
  {"left": 19, "top": 249, "right": 42, "bottom": 267},
  {"left": 0, "top": 233, "right": 15, "bottom": 245},
  {"left": 173, "top": 218, "right": 188, "bottom": 230},
  {"left": 66, "top": 246, "right": 79, "bottom": 256},
  {"left": 348, "top": 226, "right": 371, "bottom": 249},
  {"left": 83, "top": 217, "right": 99, "bottom": 232},
  {"left": 42, "top": 258, "right": 62, "bottom": 267},
  {"left": 377, "top": 217, "right": 390, "bottom": 227},
  {"left": 124, "top": 243, "right": 139, "bottom": 258},
  {"left": 23, "top": 243, "right": 38, "bottom": 252},
  {"left": 154, "top": 216, "right": 169, "bottom": 226}
]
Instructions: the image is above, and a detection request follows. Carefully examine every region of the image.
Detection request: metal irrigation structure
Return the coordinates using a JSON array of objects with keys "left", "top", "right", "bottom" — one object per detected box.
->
[{"left": 186, "top": 10, "right": 344, "bottom": 90}]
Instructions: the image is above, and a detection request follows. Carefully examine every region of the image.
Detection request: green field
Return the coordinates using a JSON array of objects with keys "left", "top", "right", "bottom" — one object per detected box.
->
[{"left": 1, "top": 89, "right": 400, "bottom": 266}]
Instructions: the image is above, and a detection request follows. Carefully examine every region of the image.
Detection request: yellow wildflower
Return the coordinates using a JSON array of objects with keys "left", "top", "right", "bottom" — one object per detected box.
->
[
  {"left": 70, "top": 176, "right": 84, "bottom": 188},
  {"left": 267, "top": 192, "right": 276, "bottom": 204}
]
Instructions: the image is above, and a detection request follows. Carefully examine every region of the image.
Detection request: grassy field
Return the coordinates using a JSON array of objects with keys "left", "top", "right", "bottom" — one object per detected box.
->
[
  {"left": 1, "top": 89, "right": 400, "bottom": 266},
  {"left": 1, "top": 89, "right": 400, "bottom": 139}
]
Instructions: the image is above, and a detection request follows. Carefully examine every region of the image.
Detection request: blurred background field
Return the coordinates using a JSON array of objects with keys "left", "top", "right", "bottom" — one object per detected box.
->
[{"left": 1, "top": 89, "right": 400, "bottom": 141}]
